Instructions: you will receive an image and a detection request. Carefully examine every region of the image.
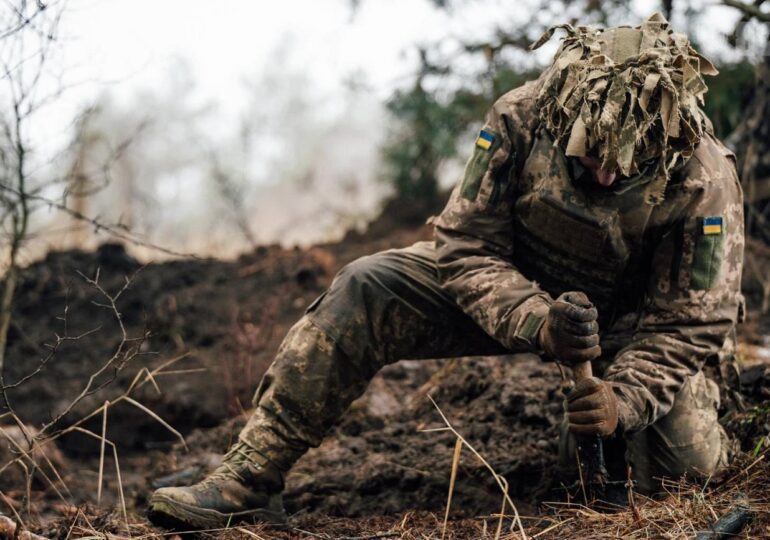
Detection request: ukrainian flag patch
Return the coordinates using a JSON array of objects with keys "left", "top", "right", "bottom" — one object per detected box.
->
[
  {"left": 702, "top": 216, "right": 723, "bottom": 235},
  {"left": 475, "top": 130, "right": 495, "bottom": 151}
]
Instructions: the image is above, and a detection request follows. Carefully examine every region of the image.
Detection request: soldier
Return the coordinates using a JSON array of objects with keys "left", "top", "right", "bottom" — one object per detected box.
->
[{"left": 148, "top": 13, "right": 743, "bottom": 529}]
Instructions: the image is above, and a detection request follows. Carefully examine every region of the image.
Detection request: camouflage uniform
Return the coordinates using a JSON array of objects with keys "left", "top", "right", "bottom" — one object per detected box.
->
[
  {"left": 239, "top": 78, "right": 742, "bottom": 491},
  {"left": 149, "top": 14, "right": 744, "bottom": 527},
  {"left": 239, "top": 19, "right": 743, "bottom": 493}
]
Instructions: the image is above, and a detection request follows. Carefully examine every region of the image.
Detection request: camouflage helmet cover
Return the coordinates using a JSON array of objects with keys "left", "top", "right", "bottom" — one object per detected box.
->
[{"left": 531, "top": 13, "right": 719, "bottom": 203}]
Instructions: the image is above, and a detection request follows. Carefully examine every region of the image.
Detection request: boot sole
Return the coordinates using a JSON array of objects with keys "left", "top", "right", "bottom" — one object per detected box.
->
[{"left": 148, "top": 493, "right": 288, "bottom": 531}]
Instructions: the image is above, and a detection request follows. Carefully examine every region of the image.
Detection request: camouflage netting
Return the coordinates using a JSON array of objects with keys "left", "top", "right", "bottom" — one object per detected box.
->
[{"left": 531, "top": 13, "right": 719, "bottom": 203}]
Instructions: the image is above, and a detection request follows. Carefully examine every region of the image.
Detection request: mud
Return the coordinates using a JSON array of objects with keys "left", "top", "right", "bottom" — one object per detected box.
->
[{"left": 146, "top": 356, "right": 563, "bottom": 520}]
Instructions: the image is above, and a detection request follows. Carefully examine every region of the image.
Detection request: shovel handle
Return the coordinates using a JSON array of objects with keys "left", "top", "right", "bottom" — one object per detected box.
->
[
  {"left": 570, "top": 359, "right": 609, "bottom": 496},
  {"left": 572, "top": 360, "right": 593, "bottom": 382}
]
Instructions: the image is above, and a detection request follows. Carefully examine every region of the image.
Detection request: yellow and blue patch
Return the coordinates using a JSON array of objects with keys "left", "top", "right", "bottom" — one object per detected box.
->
[
  {"left": 702, "top": 216, "right": 723, "bottom": 236},
  {"left": 475, "top": 130, "right": 496, "bottom": 151}
]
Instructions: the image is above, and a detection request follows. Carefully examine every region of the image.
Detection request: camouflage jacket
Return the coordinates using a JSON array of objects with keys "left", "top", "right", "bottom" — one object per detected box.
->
[{"left": 433, "top": 80, "right": 744, "bottom": 433}]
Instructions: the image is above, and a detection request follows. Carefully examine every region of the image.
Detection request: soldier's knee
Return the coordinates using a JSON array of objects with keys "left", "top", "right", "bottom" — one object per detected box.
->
[
  {"left": 304, "top": 252, "right": 400, "bottom": 340},
  {"left": 626, "top": 373, "right": 728, "bottom": 493},
  {"left": 334, "top": 253, "right": 398, "bottom": 294},
  {"left": 628, "top": 430, "right": 727, "bottom": 494}
]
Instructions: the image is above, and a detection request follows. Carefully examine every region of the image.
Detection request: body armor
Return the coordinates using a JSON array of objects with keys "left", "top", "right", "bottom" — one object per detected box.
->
[{"left": 512, "top": 132, "right": 656, "bottom": 328}]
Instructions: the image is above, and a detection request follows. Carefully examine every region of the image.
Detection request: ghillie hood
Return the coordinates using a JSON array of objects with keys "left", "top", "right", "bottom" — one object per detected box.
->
[{"left": 531, "top": 12, "right": 718, "bottom": 203}]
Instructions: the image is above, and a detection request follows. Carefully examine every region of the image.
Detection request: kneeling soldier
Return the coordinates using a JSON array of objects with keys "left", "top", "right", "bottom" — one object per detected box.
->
[{"left": 149, "top": 13, "right": 743, "bottom": 529}]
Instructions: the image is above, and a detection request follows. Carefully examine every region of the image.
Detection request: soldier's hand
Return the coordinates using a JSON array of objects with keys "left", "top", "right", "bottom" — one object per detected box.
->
[
  {"left": 566, "top": 376, "right": 618, "bottom": 437},
  {"left": 539, "top": 291, "right": 601, "bottom": 365}
]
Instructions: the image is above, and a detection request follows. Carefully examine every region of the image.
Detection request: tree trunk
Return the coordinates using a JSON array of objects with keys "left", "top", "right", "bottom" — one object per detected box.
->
[
  {"left": 0, "top": 263, "right": 19, "bottom": 384},
  {"left": 726, "top": 37, "right": 770, "bottom": 241}
]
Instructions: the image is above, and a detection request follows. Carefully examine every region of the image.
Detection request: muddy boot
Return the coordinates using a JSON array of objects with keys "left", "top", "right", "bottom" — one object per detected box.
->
[{"left": 147, "top": 442, "right": 287, "bottom": 530}]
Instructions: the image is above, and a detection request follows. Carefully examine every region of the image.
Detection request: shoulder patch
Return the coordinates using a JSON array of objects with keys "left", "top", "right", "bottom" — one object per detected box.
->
[
  {"left": 475, "top": 130, "right": 496, "bottom": 151},
  {"left": 460, "top": 129, "right": 502, "bottom": 201},
  {"left": 691, "top": 216, "right": 725, "bottom": 290},
  {"left": 702, "top": 216, "right": 723, "bottom": 235}
]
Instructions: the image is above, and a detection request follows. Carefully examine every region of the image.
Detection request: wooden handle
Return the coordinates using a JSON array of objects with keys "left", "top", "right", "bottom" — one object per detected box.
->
[{"left": 572, "top": 361, "right": 593, "bottom": 382}]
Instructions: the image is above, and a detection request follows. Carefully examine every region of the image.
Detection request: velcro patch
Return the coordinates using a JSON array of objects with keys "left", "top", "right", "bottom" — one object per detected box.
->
[
  {"left": 702, "top": 216, "right": 723, "bottom": 236},
  {"left": 518, "top": 312, "right": 545, "bottom": 345},
  {"left": 691, "top": 216, "right": 725, "bottom": 290},
  {"left": 460, "top": 129, "right": 501, "bottom": 201},
  {"left": 475, "top": 130, "right": 496, "bottom": 151}
]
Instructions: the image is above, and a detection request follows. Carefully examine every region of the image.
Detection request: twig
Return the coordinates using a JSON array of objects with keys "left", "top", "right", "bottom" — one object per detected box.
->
[
  {"left": 38, "top": 267, "right": 148, "bottom": 433},
  {"left": 97, "top": 400, "right": 108, "bottom": 505},
  {"left": 427, "top": 395, "right": 528, "bottom": 539},
  {"left": 441, "top": 437, "right": 462, "bottom": 539},
  {"left": 0, "top": 183, "right": 200, "bottom": 259}
]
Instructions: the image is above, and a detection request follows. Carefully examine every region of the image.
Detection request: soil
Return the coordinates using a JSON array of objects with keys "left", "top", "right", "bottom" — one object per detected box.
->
[
  {"left": 149, "top": 355, "right": 563, "bottom": 519},
  {"left": 4, "top": 199, "right": 435, "bottom": 453},
  {"left": 3, "top": 197, "right": 770, "bottom": 538}
]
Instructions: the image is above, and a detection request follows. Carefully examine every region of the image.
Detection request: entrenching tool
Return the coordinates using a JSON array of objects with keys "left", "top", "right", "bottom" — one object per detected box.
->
[
  {"left": 558, "top": 293, "right": 628, "bottom": 508},
  {"left": 572, "top": 361, "right": 609, "bottom": 502},
  {"left": 569, "top": 359, "right": 627, "bottom": 507}
]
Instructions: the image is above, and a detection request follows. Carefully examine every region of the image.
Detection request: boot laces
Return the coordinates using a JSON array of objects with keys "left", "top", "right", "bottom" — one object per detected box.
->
[{"left": 202, "top": 442, "right": 264, "bottom": 486}]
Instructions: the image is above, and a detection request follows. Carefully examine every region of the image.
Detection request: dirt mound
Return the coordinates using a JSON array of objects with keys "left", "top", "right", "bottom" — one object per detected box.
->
[
  {"left": 0, "top": 424, "right": 68, "bottom": 493},
  {"left": 147, "top": 356, "right": 562, "bottom": 519},
  {"left": 285, "top": 356, "right": 562, "bottom": 518},
  {"left": 4, "top": 203, "right": 432, "bottom": 455}
]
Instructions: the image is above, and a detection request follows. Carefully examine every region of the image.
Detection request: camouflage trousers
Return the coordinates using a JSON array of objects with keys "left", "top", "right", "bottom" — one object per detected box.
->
[{"left": 238, "top": 241, "right": 728, "bottom": 493}]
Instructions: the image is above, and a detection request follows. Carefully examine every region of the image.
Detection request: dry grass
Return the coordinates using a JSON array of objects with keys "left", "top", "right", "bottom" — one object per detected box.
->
[
  {"left": 530, "top": 451, "right": 770, "bottom": 539},
  {"left": 418, "top": 394, "right": 770, "bottom": 539},
  {"left": 3, "top": 448, "right": 765, "bottom": 539},
  {"left": 4, "top": 384, "right": 769, "bottom": 539},
  {"left": 424, "top": 395, "right": 528, "bottom": 539}
]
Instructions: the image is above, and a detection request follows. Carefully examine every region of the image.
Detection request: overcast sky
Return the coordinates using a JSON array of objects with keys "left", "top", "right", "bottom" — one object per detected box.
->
[
  {"left": 56, "top": 0, "right": 755, "bottom": 129},
  {"left": 61, "top": 0, "right": 486, "bottom": 123}
]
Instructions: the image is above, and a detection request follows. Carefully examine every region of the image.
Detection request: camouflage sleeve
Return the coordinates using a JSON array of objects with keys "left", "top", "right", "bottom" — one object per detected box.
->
[
  {"left": 604, "top": 143, "right": 744, "bottom": 433},
  {"left": 433, "top": 94, "right": 553, "bottom": 351}
]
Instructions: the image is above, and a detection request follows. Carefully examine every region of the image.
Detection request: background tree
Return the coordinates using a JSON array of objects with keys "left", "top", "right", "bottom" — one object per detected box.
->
[
  {"left": 0, "top": 1, "right": 188, "bottom": 384},
  {"left": 722, "top": 1, "right": 770, "bottom": 242},
  {"left": 377, "top": 0, "right": 634, "bottom": 205}
]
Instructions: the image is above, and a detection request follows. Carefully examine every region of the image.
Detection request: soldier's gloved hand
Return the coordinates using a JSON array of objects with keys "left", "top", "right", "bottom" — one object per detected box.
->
[
  {"left": 538, "top": 291, "right": 601, "bottom": 364},
  {"left": 566, "top": 376, "right": 619, "bottom": 437}
]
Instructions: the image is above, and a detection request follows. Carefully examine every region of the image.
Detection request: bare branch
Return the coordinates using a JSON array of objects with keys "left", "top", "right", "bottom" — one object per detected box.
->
[
  {"left": 723, "top": 0, "right": 770, "bottom": 22},
  {"left": 36, "top": 266, "right": 148, "bottom": 433},
  {"left": 0, "top": 0, "right": 48, "bottom": 40},
  {"left": 0, "top": 182, "right": 201, "bottom": 258}
]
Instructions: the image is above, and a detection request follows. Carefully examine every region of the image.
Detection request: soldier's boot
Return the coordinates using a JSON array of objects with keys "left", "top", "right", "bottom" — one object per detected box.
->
[{"left": 147, "top": 441, "right": 287, "bottom": 529}]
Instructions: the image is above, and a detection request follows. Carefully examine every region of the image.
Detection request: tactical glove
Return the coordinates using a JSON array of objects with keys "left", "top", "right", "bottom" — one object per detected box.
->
[
  {"left": 566, "top": 376, "right": 619, "bottom": 437},
  {"left": 538, "top": 291, "right": 601, "bottom": 365}
]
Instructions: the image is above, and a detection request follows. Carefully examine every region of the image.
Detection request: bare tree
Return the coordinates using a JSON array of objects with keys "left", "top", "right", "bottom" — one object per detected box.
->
[
  {"left": 0, "top": 0, "right": 65, "bottom": 381},
  {"left": 0, "top": 0, "right": 195, "bottom": 396},
  {"left": 208, "top": 140, "right": 260, "bottom": 249}
]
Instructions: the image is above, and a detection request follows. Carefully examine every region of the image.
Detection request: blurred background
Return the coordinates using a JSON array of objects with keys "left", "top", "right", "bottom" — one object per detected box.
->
[{"left": 1, "top": 0, "right": 767, "bottom": 262}]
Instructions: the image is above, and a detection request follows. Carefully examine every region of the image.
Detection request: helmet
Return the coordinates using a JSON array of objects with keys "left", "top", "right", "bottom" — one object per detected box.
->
[{"left": 531, "top": 13, "right": 718, "bottom": 203}]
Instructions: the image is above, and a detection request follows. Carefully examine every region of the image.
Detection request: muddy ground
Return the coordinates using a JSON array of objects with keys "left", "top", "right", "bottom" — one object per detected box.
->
[{"left": 2, "top": 199, "right": 770, "bottom": 538}]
